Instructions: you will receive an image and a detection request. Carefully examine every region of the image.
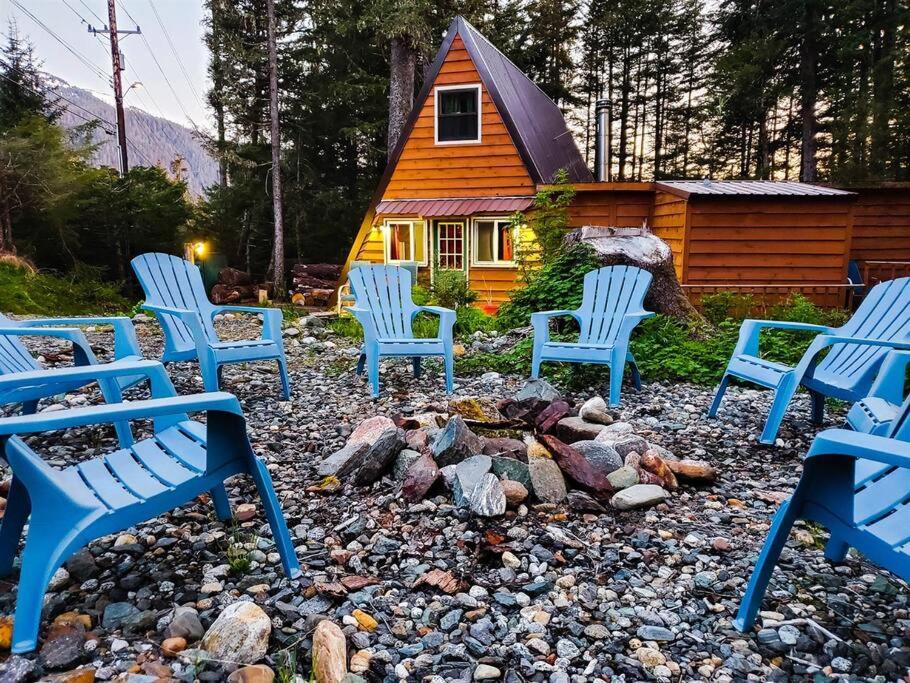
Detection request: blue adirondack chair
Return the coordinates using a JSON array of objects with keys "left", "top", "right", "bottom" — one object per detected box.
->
[
  {"left": 531, "top": 265, "right": 655, "bottom": 406},
  {"left": 131, "top": 253, "right": 290, "bottom": 399},
  {"left": 0, "top": 313, "right": 144, "bottom": 446},
  {"left": 0, "top": 359, "right": 301, "bottom": 653},
  {"left": 709, "top": 277, "right": 910, "bottom": 444},
  {"left": 734, "top": 394, "right": 910, "bottom": 632},
  {"left": 845, "top": 349, "right": 910, "bottom": 436},
  {"left": 348, "top": 265, "right": 455, "bottom": 396}
]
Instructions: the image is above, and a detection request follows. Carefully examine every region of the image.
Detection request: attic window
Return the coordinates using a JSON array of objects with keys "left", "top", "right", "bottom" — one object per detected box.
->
[{"left": 435, "top": 84, "right": 481, "bottom": 144}]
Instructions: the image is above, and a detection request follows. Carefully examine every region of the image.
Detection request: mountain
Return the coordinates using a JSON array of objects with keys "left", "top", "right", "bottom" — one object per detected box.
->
[{"left": 51, "top": 77, "right": 218, "bottom": 196}]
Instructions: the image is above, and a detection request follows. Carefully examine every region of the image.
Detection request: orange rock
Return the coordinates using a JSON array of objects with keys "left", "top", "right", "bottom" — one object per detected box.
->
[
  {"left": 640, "top": 451, "right": 679, "bottom": 490},
  {"left": 351, "top": 609, "right": 378, "bottom": 632},
  {"left": 665, "top": 459, "right": 717, "bottom": 483},
  {"left": 53, "top": 612, "right": 92, "bottom": 630},
  {"left": 40, "top": 668, "right": 96, "bottom": 683},
  {"left": 0, "top": 615, "right": 12, "bottom": 650},
  {"left": 311, "top": 621, "right": 346, "bottom": 683},
  {"left": 161, "top": 636, "right": 187, "bottom": 656}
]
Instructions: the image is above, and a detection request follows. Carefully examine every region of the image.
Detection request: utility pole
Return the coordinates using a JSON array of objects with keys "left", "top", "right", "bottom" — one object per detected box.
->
[
  {"left": 89, "top": 1, "right": 140, "bottom": 175},
  {"left": 266, "top": 0, "right": 285, "bottom": 299}
]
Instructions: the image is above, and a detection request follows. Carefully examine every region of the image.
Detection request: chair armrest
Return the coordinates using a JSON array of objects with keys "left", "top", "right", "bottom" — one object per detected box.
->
[
  {"left": 414, "top": 306, "right": 455, "bottom": 342},
  {"left": 867, "top": 351, "right": 910, "bottom": 404},
  {"left": 807, "top": 428, "right": 910, "bottom": 469},
  {"left": 734, "top": 319, "right": 833, "bottom": 357},
  {"left": 0, "top": 325, "right": 97, "bottom": 365},
  {"left": 619, "top": 310, "right": 656, "bottom": 339},
  {"left": 531, "top": 310, "right": 581, "bottom": 345},
  {"left": 141, "top": 303, "right": 198, "bottom": 321},
  {"left": 18, "top": 316, "right": 141, "bottom": 359},
  {"left": 531, "top": 309, "right": 580, "bottom": 322},
  {"left": 212, "top": 305, "right": 282, "bottom": 341},
  {"left": 349, "top": 307, "right": 377, "bottom": 341},
  {"left": 0, "top": 392, "right": 241, "bottom": 438},
  {"left": 0, "top": 359, "right": 175, "bottom": 398},
  {"left": 817, "top": 335, "right": 910, "bottom": 350}
]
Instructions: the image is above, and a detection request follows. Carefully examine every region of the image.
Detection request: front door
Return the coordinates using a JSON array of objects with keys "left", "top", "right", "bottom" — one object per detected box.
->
[{"left": 433, "top": 220, "right": 466, "bottom": 272}]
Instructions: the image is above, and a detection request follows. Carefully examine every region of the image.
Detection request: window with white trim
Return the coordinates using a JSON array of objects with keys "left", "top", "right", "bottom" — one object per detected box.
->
[
  {"left": 472, "top": 218, "right": 515, "bottom": 266},
  {"left": 435, "top": 84, "right": 482, "bottom": 144},
  {"left": 383, "top": 220, "right": 426, "bottom": 265}
]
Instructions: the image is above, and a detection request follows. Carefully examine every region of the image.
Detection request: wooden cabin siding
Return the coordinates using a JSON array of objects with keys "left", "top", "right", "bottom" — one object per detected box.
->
[
  {"left": 354, "top": 228, "right": 384, "bottom": 262},
  {"left": 470, "top": 266, "right": 522, "bottom": 306},
  {"left": 565, "top": 189, "right": 653, "bottom": 229},
  {"left": 382, "top": 36, "right": 534, "bottom": 200},
  {"left": 651, "top": 192, "right": 687, "bottom": 280},
  {"left": 849, "top": 188, "right": 910, "bottom": 282}
]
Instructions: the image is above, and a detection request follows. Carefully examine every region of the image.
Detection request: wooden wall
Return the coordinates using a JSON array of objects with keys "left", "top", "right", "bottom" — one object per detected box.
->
[
  {"left": 565, "top": 187, "right": 653, "bottom": 229},
  {"left": 849, "top": 187, "right": 910, "bottom": 283},
  {"left": 383, "top": 34, "right": 534, "bottom": 200},
  {"left": 651, "top": 191, "right": 687, "bottom": 280}
]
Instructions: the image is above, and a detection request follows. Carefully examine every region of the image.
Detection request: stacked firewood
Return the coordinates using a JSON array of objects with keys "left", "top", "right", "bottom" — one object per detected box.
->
[
  {"left": 211, "top": 267, "right": 259, "bottom": 304},
  {"left": 290, "top": 263, "right": 341, "bottom": 306}
]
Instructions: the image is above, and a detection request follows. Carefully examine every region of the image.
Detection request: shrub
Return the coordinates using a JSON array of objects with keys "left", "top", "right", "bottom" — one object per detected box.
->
[
  {"left": 433, "top": 270, "right": 477, "bottom": 309},
  {"left": 0, "top": 262, "right": 130, "bottom": 315}
]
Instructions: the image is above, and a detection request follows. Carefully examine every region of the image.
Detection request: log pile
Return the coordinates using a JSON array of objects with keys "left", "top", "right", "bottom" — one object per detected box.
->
[
  {"left": 291, "top": 263, "right": 341, "bottom": 306},
  {"left": 210, "top": 267, "right": 258, "bottom": 304}
]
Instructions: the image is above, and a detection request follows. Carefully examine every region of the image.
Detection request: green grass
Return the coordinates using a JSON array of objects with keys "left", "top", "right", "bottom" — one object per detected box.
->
[{"left": 0, "top": 262, "right": 130, "bottom": 315}]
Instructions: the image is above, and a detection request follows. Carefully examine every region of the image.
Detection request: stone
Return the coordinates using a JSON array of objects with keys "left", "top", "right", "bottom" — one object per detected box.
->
[
  {"left": 567, "top": 490, "right": 608, "bottom": 513},
  {"left": 318, "top": 442, "right": 369, "bottom": 478},
  {"left": 601, "top": 433, "right": 649, "bottom": 458},
  {"left": 351, "top": 610, "right": 378, "bottom": 632},
  {"left": 555, "top": 417, "right": 607, "bottom": 442},
  {"left": 311, "top": 620, "right": 347, "bottom": 683},
  {"left": 392, "top": 449, "right": 422, "bottom": 481},
  {"left": 474, "top": 664, "right": 501, "bottom": 680},
  {"left": 606, "top": 466, "right": 639, "bottom": 490},
  {"left": 432, "top": 416, "right": 483, "bottom": 467},
  {"left": 102, "top": 602, "right": 139, "bottom": 630},
  {"left": 528, "top": 456, "right": 567, "bottom": 503},
  {"left": 640, "top": 450, "right": 678, "bottom": 490},
  {"left": 348, "top": 415, "right": 396, "bottom": 446},
  {"left": 453, "top": 454, "right": 493, "bottom": 505},
  {"left": 0, "top": 655, "right": 34, "bottom": 683},
  {"left": 227, "top": 665, "right": 275, "bottom": 683},
  {"left": 665, "top": 459, "right": 718, "bottom": 483},
  {"left": 637, "top": 625, "right": 675, "bottom": 641},
  {"left": 0, "top": 615, "right": 11, "bottom": 650},
  {"left": 161, "top": 637, "right": 187, "bottom": 656},
  {"left": 234, "top": 504, "right": 257, "bottom": 522},
  {"left": 349, "top": 428, "right": 407, "bottom": 486},
  {"left": 468, "top": 474, "right": 506, "bottom": 517},
  {"left": 39, "top": 669, "right": 96, "bottom": 683},
  {"left": 593, "top": 421, "right": 634, "bottom": 441},
  {"left": 579, "top": 396, "right": 613, "bottom": 425},
  {"left": 448, "top": 396, "right": 503, "bottom": 423},
  {"left": 489, "top": 455, "right": 531, "bottom": 489},
  {"left": 515, "top": 379, "right": 562, "bottom": 403},
  {"left": 610, "top": 484, "right": 669, "bottom": 510},
  {"left": 481, "top": 437, "right": 527, "bottom": 462},
  {"left": 540, "top": 435, "right": 612, "bottom": 495},
  {"left": 500, "top": 479, "right": 529, "bottom": 506},
  {"left": 400, "top": 453, "right": 439, "bottom": 502},
  {"left": 165, "top": 607, "right": 204, "bottom": 642},
  {"left": 535, "top": 400, "right": 572, "bottom": 433},
  {"left": 202, "top": 601, "right": 271, "bottom": 664},
  {"left": 39, "top": 630, "right": 85, "bottom": 670},
  {"left": 573, "top": 440, "right": 623, "bottom": 476},
  {"left": 349, "top": 650, "right": 371, "bottom": 674},
  {"left": 65, "top": 549, "right": 97, "bottom": 582}
]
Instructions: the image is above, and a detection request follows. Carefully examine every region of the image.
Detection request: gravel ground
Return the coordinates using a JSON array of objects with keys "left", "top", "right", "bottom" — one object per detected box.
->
[{"left": 0, "top": 314, "right": 908, "bottom": 683}]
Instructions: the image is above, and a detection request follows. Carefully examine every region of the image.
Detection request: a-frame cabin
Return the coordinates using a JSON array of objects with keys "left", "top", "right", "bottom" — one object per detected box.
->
[{"left": 341, "top": 16, "right": 591, "bottom": 307}]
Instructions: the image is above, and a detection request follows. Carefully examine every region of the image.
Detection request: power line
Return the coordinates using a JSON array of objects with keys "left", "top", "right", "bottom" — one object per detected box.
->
[
  {"left": 76, "top": 0, "right": 106, "bottom": 25},
  {"left": 0, "top": 70, "right": 115, "bottom": 134},
  {"left": 145, "top": 0, "right": 204, "bottom": 110},
  {"left": 9, "top": 0, "right": 111, "bottom": 86}
]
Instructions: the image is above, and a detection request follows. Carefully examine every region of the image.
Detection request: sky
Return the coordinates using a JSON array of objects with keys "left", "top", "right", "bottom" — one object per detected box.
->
[{"left": 1, "top": 0, "right": 211, "bottom": 131}]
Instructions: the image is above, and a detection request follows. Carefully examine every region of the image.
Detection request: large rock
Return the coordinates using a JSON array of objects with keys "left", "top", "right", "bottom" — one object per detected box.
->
[
  {"left": 348, "top": 416, "right": 397, "bottom": 446},
  {"left": 453, "top": 455, "right": 492, "bottom": 506},
  {"left": 540, "top": 435, "right": 612, "bottom": 495},
  {"left": 432, "top": 416, "right": 483, "bottom": 467},
  {"left": 534, "top": 401, "right": 572, "bottom": 433},
  {"left": 610, "top": 484, "right": 669, "bottom": 510},
  {"left": 567, "top": 490, "right": 608, "bottom": 513},
  {"left": 665, "top": 459, "right": 717, "bottom": 483},
  {"left": 595, "top": 425, "right": 649, "bottom": 458},
  {"left": 350, "top": 428, "right": 407, "bottom": 486},
  {"left": 469, "top": 474, "right": 506, "bottom": 517},
  {"left": 448, "top": 396, "right": 503, "bottom": 424},
  {"left": 593, "top": 422, "right": 634, "bottom": 441},
  {"left": 640, "top": 450, "right": 678, "bottom": 490},
  {"left": 165, "top": 606, "right": 205, "bottom": 642},
  {"left": 515, "top": 379, "right": 562, "bottom": 404},
  {"left": 579, "top": 396, "right": 613, "bottom": 425},
  {"left": 318, "top": 442, "right": 369, "bottom": 478},
  {"left": 202, "top": 601, "right": 271, "bottom": 664},
  {"left": 606, "top": 466, "right": 639, "bottom": 490},
  {"left": 555, "top": 417, "right": 606, "bottom": 442},
  {"left": 528, "top": 457, "right": 567, "bottom": 503},
  {"left": 481, "top": 437, "right": 527, "bottom": 462},
  {"left": 573, "top": 441, "right": 623, "bottom": 476},
  {"left": 489, "top": 456, "right": 532, "bottom": 490},
  {"left": 501, "top": 480, "right": 529, "bottom": 506},
  {"left": 311, "top": 620, "right": 347, "bottom": 683},
  {"left": 400, "top": 453, "right": 439, "bottom": 502},
  {"left": 392, "top": 449, "right": 422, "bottom": 481}
]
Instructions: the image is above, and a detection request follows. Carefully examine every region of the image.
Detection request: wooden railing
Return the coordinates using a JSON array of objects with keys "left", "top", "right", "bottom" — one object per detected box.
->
[{"left": 861, "top": 261, "right": 910, "bottom": 286}]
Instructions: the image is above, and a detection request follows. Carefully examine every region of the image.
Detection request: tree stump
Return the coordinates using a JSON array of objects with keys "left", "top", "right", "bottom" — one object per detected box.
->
[{"left": 565, "top": 226, "right": 702, "bottom": 323}]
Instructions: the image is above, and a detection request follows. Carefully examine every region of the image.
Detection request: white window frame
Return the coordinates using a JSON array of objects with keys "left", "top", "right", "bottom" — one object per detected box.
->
[
  {"left": 382, "top": 219, "right": 427, "bottom": 266},
  {"left": 471, "top": 217, "right": 517, "bottom": 267},
  {"left": 434, "top": 84, "right": 483, "bottom": 145}
]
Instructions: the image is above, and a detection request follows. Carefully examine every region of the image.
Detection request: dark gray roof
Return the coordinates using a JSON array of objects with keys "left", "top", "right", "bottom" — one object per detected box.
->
[
  {"left": 456, "top": 18, "right": 592, "bottom": 184},
  {"left": 656, "top": 180, "right": 854, "bottom": 198}
]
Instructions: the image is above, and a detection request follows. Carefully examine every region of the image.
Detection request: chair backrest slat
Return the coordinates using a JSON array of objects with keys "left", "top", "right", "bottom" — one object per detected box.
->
[
  {"left": 348, "top": 266, "right": 415, "bottom": 339},
  {"left": 0, "top": 314, "right": 41, "bottom": 375},
  {"left": 818, "top": 278, "right": 910, "bottom": 382},
  {"left": 577, "top": 266, "right": 652, "bottom": 346},
  {"left": 131, "top": 253, "right": 218, "bottom": 353}
]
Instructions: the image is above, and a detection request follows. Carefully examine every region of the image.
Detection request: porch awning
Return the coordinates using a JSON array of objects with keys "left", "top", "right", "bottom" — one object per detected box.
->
[{"left": 374, "top": 196, "right": 534, "bottom": 218}]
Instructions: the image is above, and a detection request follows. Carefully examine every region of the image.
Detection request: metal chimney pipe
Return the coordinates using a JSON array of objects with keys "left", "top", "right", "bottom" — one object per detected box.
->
[{"left": 594, "top": 99, "right": 611, "bottom": 182}]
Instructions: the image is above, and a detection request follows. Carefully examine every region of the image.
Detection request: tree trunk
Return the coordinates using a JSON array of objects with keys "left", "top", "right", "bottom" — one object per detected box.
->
[
  {"left": 565, "top": 227, "right": 702, "bottom": 323},
  {"left": 388, "top": 36, "right": 417, "bottom": 159},
  {"left": 210, "top": 0, "right": 228, "bottom": 187},
  {"left": 870, "top": 0, "right": 896, "bottom": 177},
  {"left": 799, "top": 0, "right": 818, "bottom": 182},
  {"left": 266, "top": 0, "right": 285, "bottom": 299}
]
